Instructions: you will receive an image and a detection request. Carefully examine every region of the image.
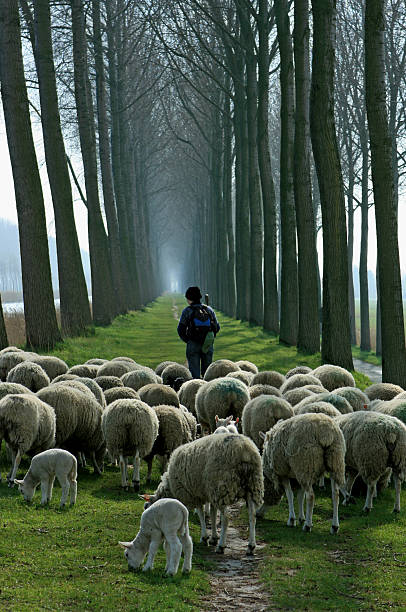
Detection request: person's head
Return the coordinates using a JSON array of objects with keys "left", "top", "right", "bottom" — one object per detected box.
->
[{"left": 185, "top": 286, "right": 202, "bottom": 304}]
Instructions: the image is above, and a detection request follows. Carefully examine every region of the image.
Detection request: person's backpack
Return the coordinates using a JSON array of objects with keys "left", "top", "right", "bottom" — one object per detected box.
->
[{"left": 187, "top": 305, "right": 213, "bottom": 344}]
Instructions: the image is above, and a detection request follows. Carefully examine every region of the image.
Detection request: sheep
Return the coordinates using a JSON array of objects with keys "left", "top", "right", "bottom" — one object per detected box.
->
[
  {"left": 143, "top": 433, "right": 263, "bottom": 555},
  {"left": 261, "top": 413, "right": 345, "bottom": 533},
  {"left": 375, "top": 399, "right": 406, "bottom": 425},
  {"left": 177, "top": 379, "right": 206, "bottom": 416},
  {"left": 214, "top": 415, "right": 239, "bottom": 434},
  {"left": 0, "top": 346, "right": 24, "bottom": 355},
  {"left": 138, "top": 383, "right": 179, "bottom": 408},
  {"left": 68, "top": 364, "right": 99, "bottom": 379},
  {"left": 111, "top": 356, "right": 138, "bottom": 364},
  {"left": 7, "top": 361, "right": 50, "bottom": 392},
  {"left": 295, "top": 392, "right": 353, "bottom": 415},
  {"left": 14, "top": 449, "right": 77, "bottom": 508},
  {"left": 251, "top": 370, "right": 285, "bottom": 389},
  {"left": 85, "top": 358, "right": 108, "bottom": 366},
  {"left": 333, "top": 387, "right": 370, "bottom": 412},
  {"left": 285, "top": 366, "right": 312, "bottom": 379},
  {"left": 395, "top": 391, "right": 406, "bottom": 401},
  {"left": 154, "top": 361, "right": 177, "bottom": 376},
  {"left": 0, "top": 352, "right": 27, "bottom": 381},
  {"left": 104, "top": 387, "right": 140, "bottom": 405},
  {"left": 235, "top": 360, "right": 258, "bottom": 374},
  {"left": 162, "top": 363, "right": 192, "bottom": 387},
  {"left": 364, "top": 383, "right": 404, "bottom": 402},
  {"left": 242, "top": 395, "right": 293, "bottom": 450},
  {"left": 52, "top": 373, "right": 79, "bottom": 383},
  {"left": 195, "top": 377, "right": 249, "bottom": 433},
  {"left": 37, "top": 385, "right": 105, "bottom": 475},
  {"left": 312, "top": 364, "right": 355, "bottom": 391},
  {"left": 102, "top": 399, "right": 159, "bottom": 490},
  {"left": 72, "top": 377, "right": 106, "bottom": 408},
  {"left": 249, "top": 384, "right": 282, "bottom": 400},
  {"left": 203, "top": 359, "right": 240, "bottom": 382},
  {"left": 97, "top": 360, "right": 136, "bottom": 378},
  {"left": 51, "top": 379, "right": 96, "bottom": 401},
  {"left": 0, "top": 394, "right": 56, "bottom": 484},
  {"left": 280, "top": 373, "right": 323, "bottom": 395},
  {"left": 295, "top": 401, "right": 341, "bottom": 418},
  {"left": 144, "top": 405, "right": 192, "bottom": 483},
  {"left": 30, "top": 356, "right": 68, "bottom": 380},
  {"left": 94, "top": 376, "right": 124, "bottom": 391},
  {"left": 283, "top": 387, "right": 319, "bottom": 407},
  {"left": 119, "top": 498, "right": 193, "bottom": 575},
  {"left": 121, "top": 369, "right": 158, "bottom": 392},
  {"left": 179, "top": 405, "right": 198, "bottom": 440},
  {"left": 336, "top": 411, "right": 406, "bottom": 513},
  {"left": 226, "top": 370, "right": 254, "bottom": 386}
]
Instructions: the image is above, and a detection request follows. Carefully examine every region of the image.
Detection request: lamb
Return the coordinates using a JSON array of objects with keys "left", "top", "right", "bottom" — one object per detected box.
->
[
  {"left": 214, "top": 415, "right": 239, "bottom": 434},
  {"left": 336, "top": 411, "right": 406, "bottom": 512},
  {"left": 261, "top": 413, "right": 346, "bottom": 533},
  {"left": 0, "top": 394, "right": 56, "bottom": 484},
  {"left": 162, "top": 363, "right": 192, "bottom": 387},
  {"left": 121, "top": 369, "right": 158, "bottom": 392},
  {"left": 102, "top": 399, "right": 159, "bottom": 490},
  {"left": 235, "top": 360, "right": 258, "bottom": 374},
  {"left": 203, "top": 359, "right": 240, "bottom": 381},
  {"left": 280, "top": 373, "right": 323, "bottom": 395},
  {"left": 104, "top": 386, "right": 140, "bottom": 405},
  {"left": 251, "top": 370, "right": 285, "bottom": 389},
  {"left": 94, "top": 376, "right": 124, "bottom": 391},
  {"left": 30, "top": 356, "right": 68, "bottom": 380},
  {"left": 364, "top": 383, "right": 404, "bottom": 402},
  {"left": 312, "top": 364, "right": 355, "bottom": 391},
  {"left": 249, "top": 384, "right": 282, "bottom": 400},
  {"left": 332, "top": 387, "right": 370, "bottom": 412},
  {"left": 143, "top": 433, "right": 263, "bottom": 555},
  {"left": 138, "top": 383, "right": 179, "bottom": 408},
  {"left": 195, "top": 377, "right": 249, "bottom": 433},
  {"left": 119, "top": 498, "right": 192, "bottom": 575},
  {"left": 14, "top": 449, "right": 77, "bottom": 508},
  {"left": 226, "top": 370, "right": 253, "bottom": 386},
  {"left": 177, "top": 379, "right": 206, "bottom": 416},
  {"left": 242, "top": 395, "right": 293, "bottom": 450}
]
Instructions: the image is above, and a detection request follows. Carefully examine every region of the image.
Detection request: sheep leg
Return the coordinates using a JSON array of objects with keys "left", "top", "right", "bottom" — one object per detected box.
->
[
  {"left": 283, "top": 479, "right": 296, "bottom": 527},
  {"left": 163, "top": 540, "right": 170, "bottom": 573},
  {"left": 330, "top": 478, "right": 340, "bottom": 534},
  {"left": 59, "top": 477, "right": 70, "bottom": 508},
  {"left": 70, "top": 478, "right": 77, "bottom": 506},
  {"left": 47, "top": 476, "right": 55, "bottom": 503},
  {"left": 297, "top": 488, "right": 305, "bottom": 525},
  {"left": 216, "top": 510, "right": 229, "bottom": 554},
  {"left": 247, "top": 495, "right": 257, "bottom": 555},
  {"left": 91, "top": 451, "right": 103, "bottom": 476},
  {"left": 318, "top": 476, "right": 325, "bottom": 489},
  {"left": 119, "top": 454, "right": 128, "bottom": 489},
  {"left": 303, "top": 486, "right": 315, "bottom": 532},
  {"left": 8, "top": 449, "right": 21, "bottom": 486},
  {"left": 363, "top": 480, "right": 378, "bottom": 513},
  {"left": 341, "top": 470, "right": 358, "bottom": 505},
  {"left": 196, "top": 506, "right": 209, "bottom": 544},
  {"left": 143, "top": 535, "right": 161, "bottom": 572},
  {"left": 40, "top": 481, "right": 49, "bottom": 505},
  {"left": 393, "top": 473, "right": 401, "bottom": 513},
  {"left": 209, "top": 505, "right": 218, "bottom": 546},
  {"left": 179, "top": 531, "right": 193, "bottom": 574},
  {"left": 165, "top": 535, "right": 182, "bottom": 576},
  {"left": 145, "top": 457, "right": 153, "bottom": 485},
  {"left": 132, "top": 451, "right": 140, "bottom": 491}
]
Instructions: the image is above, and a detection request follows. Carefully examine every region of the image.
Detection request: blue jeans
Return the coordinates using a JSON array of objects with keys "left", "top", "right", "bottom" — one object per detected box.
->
[{"left": 186, "top": 340, "right": 214, "bottom": 379}]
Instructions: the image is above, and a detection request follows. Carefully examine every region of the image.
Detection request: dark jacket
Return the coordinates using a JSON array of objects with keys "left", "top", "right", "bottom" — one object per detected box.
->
[{"left": 177, "top": 302, "right": 220, "bottom": 344}]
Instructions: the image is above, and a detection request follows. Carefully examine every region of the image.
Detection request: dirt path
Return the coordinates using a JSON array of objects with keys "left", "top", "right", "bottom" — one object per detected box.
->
[
  {"left": 200, "top": 505, "right": 270, "bottom": 612},
  {"left": 353, "top": 358, "right": 382, "bottom": 383}
]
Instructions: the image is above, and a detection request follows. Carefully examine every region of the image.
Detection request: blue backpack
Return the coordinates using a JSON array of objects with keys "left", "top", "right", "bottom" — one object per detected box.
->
[{"left": 188, "top": 305, "right": 213, "bottom": 343}]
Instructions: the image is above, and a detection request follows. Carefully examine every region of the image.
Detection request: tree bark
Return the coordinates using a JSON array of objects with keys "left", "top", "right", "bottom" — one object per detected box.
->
[
  {"left": 346, "top": 155, "right": 357, "bottom": 345},
  {"left": 310, "top": 0, "right": 353, "bottom": 369},
  {"left": 0, "top": 296, "right": 9, "bottom": 349},
  {"left": 0, "top": 0, "right": 61, "bottom": 349},
  {"left": 359, "top": 124, "right": 371, "bottom": 351},
  {"left": 365, "top": 0, "right": 406, "bottom": 384}
]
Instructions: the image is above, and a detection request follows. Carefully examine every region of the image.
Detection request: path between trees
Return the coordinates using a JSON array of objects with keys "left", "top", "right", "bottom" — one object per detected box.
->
[{"left": 353, "top": 358, "right": 382, "bottom": 383}]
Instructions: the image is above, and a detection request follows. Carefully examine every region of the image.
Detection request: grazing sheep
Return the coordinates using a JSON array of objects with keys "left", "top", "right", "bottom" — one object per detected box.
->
[
  {"left": 196, "top": 377, "right": 249, "bottom": 433},
  {"left": 312, "top": 364, "right": 355, "bottom": 391},
  {"left": 177, "top": 379, "right": 206, "bottom": 416},
  {"left": 85, "top": 358, "right": 108, "bottom": 366},
  {"left": 235, "top": 360, "right": 258, "bottom": 374},
  {"left": 162, "top": 363, "right": 192, "bottom": 387},
  {"left": 102, "top": 399, "right": 159, "bottom": 490},
  {"left": 144, "top": 405, "right": 192, "bottom": 483},
  {"left": 251, "top": 371, "right": 285, "bottom": 389},
  {"left": 249, "top": 384, "right": 282, "bottom": 400},
  {"left": 104, "top": 387, "right": 140, "bottom": 405},
  {"left": 52, "top": 373, "right": 79, "bottom": 383},
  {"left": 111, "top": 356, "right": 138, "bottom": 364},
  {"left": 179, "top": 405, "right": 198, "bottom": 440},
  {"left": 121, "top": 369, "right": 158, "bottom": 392},
  {"left": 242, "top": 395, "right": 293, "bottom": 450},
  {"left": 364, "top": 383, "right": 404, "bottom": 402},
  {"left": 94, "top": 376, "right": 124, "bottom": 391},
  {"left": 138, "top": 383, "right": 180, "bottom": 408},
  {"left": 330, "top": 387, "right": 369, "bottom": 412},
  {"left": 68, "top": 364, "right": 99, "bottom": 379},
  {"left": 14, "top": 448, "right": 77, "bottom": 508},
  {"left": 97, "top": 361, "right": 136, "bottom": 378},
  {"left": 395, "top": 391, "right": 406, "bottom": 401},
  {"left": 0, "top": 394, "right": 56, "bottom": 484},
  {"left": 261, "top": 413, "right": 345, "bottom": 533},
  {"left": 37, "top": 385, "right": 105, "bottom": 475},
  {"left": 51, "top": 380, "right": 96, "bottom": 401},
  {"left": 283, "top": 387, "right": 318, "bottom": 407},
  {"left": 31, "top": 356, "right": 68, "bottom": 380},
  {"left": 0, "top": 346, "right": 24, "bottom": 355},
  {"left": 7, "top": 361, "right": 50, "bottom": 392},
  {"left": 144, "top": 434, "right": 263, "bottom": 554},
  {"left": 376, "top": 399, "right": 406, "bottom": 425},
  {"left": 280, "top": 374, "right": 323, "bottom": 395},
  {"left": 155, "top": 361, "right": 178, "bottom": 376},
  {"left": 336, "top": 411, "right": 406, "bottom": 512},
  {"left": 285, "top": 366, "right": 312, "bottom": 379},
  {"left": 0, "top": 382, "right": 33, "bottom": 399},
  {"left": 295, "top": 392, "right": 353, "bottom": 415},
  {"left": 119, "top": 499, "right": 192, "bottom": 575},
  {"left": 295, "top": 401, "right": 341, "bottom": 418},
  {"left": 73, "top": 377, "right": 105, "bottom": 408},
  {"left": 203, "top": 359, "right": 240, "bottom": 382},
  {"left": 226, "top": 370, "right": 253, "bottom": 386},
  {"left": 0, "top": 352, "right": 27, "bottom": 381}
]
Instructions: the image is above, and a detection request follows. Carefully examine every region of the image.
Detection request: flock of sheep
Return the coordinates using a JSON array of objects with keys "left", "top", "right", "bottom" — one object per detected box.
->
[{"left": 1, "top": 346, "right": 406, "bottom": 576}]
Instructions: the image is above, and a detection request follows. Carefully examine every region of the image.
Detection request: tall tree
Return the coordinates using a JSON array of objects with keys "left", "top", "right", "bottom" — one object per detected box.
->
[
  {"left": 365, "top": 0, "right": 406, "bottom": 385},
  {"left": 0, "top": 0, "right": 61, "bottom": 349}
]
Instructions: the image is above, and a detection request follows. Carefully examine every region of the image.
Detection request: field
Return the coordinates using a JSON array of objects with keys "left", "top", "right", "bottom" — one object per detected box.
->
[{"left": 1, "top": 294, "right": 406, "bottom": 610}]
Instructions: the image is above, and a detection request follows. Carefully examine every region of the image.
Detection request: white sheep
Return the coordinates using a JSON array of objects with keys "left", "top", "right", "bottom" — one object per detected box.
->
[
  {"left": 14, "top": 449, "right": 77, "bottom": 508},
  {"left": 214, "top": 414, "right": 239, "bottom": 434},
  {"left": 119, "top": 498, "right": 193, "bottom": 575}
]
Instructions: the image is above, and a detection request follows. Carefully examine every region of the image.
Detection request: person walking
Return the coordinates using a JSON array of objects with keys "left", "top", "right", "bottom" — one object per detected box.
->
[{"left": 177, "top": 286, "right": 220, "bottom": 379}]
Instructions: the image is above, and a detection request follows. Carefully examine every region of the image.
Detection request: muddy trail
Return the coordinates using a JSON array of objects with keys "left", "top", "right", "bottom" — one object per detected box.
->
[{"left": 199, "top": 505, "right": 269, "bottom": 612}]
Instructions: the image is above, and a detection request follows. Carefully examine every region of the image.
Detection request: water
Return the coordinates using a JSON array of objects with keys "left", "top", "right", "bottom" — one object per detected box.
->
[{"left": 3, "top": 297, "right": 91, "bottom": 314}]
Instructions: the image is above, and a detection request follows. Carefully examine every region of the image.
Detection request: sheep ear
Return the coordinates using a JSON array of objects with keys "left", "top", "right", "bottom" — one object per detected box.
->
[
  {"left": 215, "top": 415, "right": 219, "bottom": 422},
  {"left": 226, "top": 415, "right": 233, "bottom": 424},
  {"left": 139, "top": 494, "right": 150, "bottom": 501},
  {"left": 14, "top": 479, "right": 23, "bottom": 485},
  {"left": 118, "top": 541, "right": 132, "bottom": 549},
  {"left": 259, "top": 431, "right": 266, "bottom": 441}
]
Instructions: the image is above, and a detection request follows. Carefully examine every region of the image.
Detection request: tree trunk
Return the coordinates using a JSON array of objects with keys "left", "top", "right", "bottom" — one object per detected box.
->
[
  {"left": 0, "top": 297, "right": 9, "bottom": 349},
  {"left": 223, "top": 84, "right": 236, "bottom": 317},
  {"left": 293, "top": 0, "right": 320, "bottom": 352},
  {"left": 365, "top": 0, "right": 406, "bottom": 384},
  {"left": 359, "top": 125, "right": 371, "bottom": 351},
  {"left": 71, "top": 0, "right": 116, "bottom": 326},
  {"left": 375, "top": 262, "right": 382, "bottom": 355},
  {"left": 310, "top": 0, "right": 353, "bottom": 369},
  {"left": 346, "top": 157, "right": 356, "bottom": 345},
  {"left": 0, "top": 0, "right": 61, "bottom": 349}
]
